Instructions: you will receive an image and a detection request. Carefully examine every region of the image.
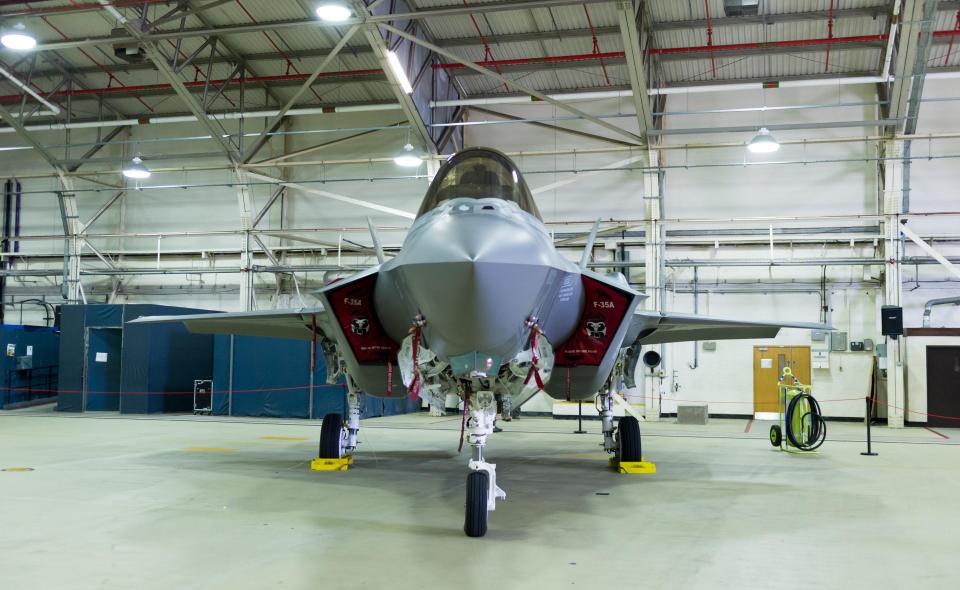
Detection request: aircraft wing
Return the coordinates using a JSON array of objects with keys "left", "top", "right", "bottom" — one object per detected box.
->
[
  {"left": 626, "top": 310, "right": 829, "bottom": 345},
  {"left": 127, "top": 308, "right": 330, "bottom": 341}
]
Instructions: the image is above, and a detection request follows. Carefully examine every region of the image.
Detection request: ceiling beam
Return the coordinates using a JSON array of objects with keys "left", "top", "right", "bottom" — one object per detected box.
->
[
  {"left": 653, "top": 4, "right": 893, "bottom": 31},
  {"left": 242, "top": 25, "right": 361, "bottom": 163},
  {"left": 435, "top": 25, "right": 620, "bottom": 48},
  {"left": 616, "top": 0, "right": 653, "bottom": 141},
  {"left": 358, "top": 0, "right": 438, "bottom": 154},
  {"left": 180, "top": 0, "right": 286, "bottom": 109},
  {"left": 27, "top": 1, "right": 613, "bottom": 53},
  {"left": 378, "top": 21, "right": 644, "bottom": 144}
]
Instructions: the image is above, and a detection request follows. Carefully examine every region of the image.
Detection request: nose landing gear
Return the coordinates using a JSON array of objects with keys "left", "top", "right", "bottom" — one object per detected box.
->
[{"left": 463, "top": 390, "right": 506, "bottom": 537}]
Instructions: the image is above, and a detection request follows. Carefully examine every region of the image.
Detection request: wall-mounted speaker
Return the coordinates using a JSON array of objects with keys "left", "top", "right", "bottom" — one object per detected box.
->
[{"left": 881, "top": 305, "right": 903, "bottom": 338}]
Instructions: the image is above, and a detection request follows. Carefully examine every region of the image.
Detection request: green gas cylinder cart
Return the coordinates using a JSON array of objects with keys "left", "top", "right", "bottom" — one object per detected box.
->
[{"left": 769, "top": 367, "right": 827, "bottom": 452}]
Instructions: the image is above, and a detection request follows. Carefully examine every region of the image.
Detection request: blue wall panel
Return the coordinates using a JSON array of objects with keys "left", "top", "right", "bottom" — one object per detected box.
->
[
  {"left": 212, "top": 335, "right": 427, "bottom": 420},
  {"left": 120, "top": 305, "right": 214, "bottom": 414},
  {"left": 212, "top": 335, "right": 231, "bottom": 415},
  {"left": 57, "top": 304, "right": 214, "bottom": 413},
  {"left": 1, "top": 325, "right": 60, "bottom": 407},
  {"left": 230, "top": 336, "right": 312, "bottom": 418},
  {"left": 56, "top": 306, "right": 87, "bottom": 412}
]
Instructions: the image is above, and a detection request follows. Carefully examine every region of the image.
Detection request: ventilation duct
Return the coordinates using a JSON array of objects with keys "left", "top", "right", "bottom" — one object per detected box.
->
[
  {"left": 111, "top": 27, "right": 145, "bottom": 63},
  {"left": 724, "top": 0, "right": 760, "bottom": 17}
]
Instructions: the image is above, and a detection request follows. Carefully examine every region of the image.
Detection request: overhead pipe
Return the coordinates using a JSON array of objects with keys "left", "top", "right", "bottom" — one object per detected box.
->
[
  {"left": 0, "top": 69, "right": 383, "bottom": 104},
  {"left": 430, "top": 31, "right": 960, "bottom": 72},
  {"left": 922, "top": 296, "right": 960, "bottom": 327},
  {"left": 0, "top": 64, "right": 61, "bottom": 115},
  {"left": 0, "top": 179, "right": 10, "bottom": 323},
  {"left": 13, "top": 179, "right": 20, "bottom": 264},
  {"left": 0, "top": 0, "right": 169, "bottom": 18},
  {"left": 7, "top": 29, "right": 960, "bottom": 113},
  {"left": 431, "top": 73, "right": 960, "bottom": 108},
  {"left": 0, "top": 102, "right": 402, "bottom": 135}
]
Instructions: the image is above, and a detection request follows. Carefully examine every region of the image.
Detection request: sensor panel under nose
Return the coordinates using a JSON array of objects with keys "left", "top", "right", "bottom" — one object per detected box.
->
[{"left": 449, "top": 352, "right": 502, "bottom": 377}]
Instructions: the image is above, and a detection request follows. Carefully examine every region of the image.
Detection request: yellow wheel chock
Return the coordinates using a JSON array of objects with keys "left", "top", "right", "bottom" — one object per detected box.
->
[
  {"left": 609, "top": 457, "right": 657, "bottom": 474},
  {"left": 311, "top": 454, "right": 353, "bottom": 471}
]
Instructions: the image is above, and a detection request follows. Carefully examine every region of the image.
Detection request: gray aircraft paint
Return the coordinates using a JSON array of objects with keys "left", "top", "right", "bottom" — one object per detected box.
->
[{"left": 130, "top": 147, "right": 828, "bottom": 402}]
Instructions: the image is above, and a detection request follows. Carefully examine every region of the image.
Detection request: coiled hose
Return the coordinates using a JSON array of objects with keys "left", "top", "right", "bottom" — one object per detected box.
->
[{"left": 785, "top": 393, "right": 827, "bottom": 451}]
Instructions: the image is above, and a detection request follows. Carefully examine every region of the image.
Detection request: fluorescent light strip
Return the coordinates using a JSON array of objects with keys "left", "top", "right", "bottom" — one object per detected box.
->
[{"left": 386, "top": 51, "right": 413, "bottom": 94}]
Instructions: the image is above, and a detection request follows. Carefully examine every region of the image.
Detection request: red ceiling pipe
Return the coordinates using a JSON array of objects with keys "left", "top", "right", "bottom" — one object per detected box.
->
[
  {"left": 704, "top": 0, "right": 716, "bottom": 78},
  {"left": 433, "top": 51, "right": 625, "bottom": 70},
  {"left": 825, "top": 0, "right": 835, "bottom": 72},
  {"left": 0, "top": 0, "right": 171, "bottom": 18},
  {"left": 647, "top": 33, "right": 890, "bottom": 55},
  {"left": 944, "top": 12, "right": 960, "bottom": 65},
  {"left": 0, "top": 69, "right": 383, "bottom": 103},
  {"left": 432, "top": 35, "right": 899, "bottom": 70},
  {"left": 3, "top": 28, "right": 959, "bottom": 102}
]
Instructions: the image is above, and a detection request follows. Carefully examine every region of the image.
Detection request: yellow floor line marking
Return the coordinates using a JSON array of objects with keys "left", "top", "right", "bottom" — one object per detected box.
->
[
  {"left": 259, "top": 436, "right": 308, "bottom": 441},
  {"left": 183, "top": 447, "right": 237, "bottom": 453},
  {"left": 557, "top": 452, "right": 609, "bottom": 460},
  {"left": 2, "top": 467, "right": 34, "bottom": 472}
]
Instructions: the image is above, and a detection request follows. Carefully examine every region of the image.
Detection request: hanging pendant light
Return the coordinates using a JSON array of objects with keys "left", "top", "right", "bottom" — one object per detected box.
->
[
  {"left": 122, "top": 156, "right": 151, "bottom": 179},
  {"left": 315, "top": 3, "right": 352, "bottom": 22},
  {"left": 394, "top": 143, "right": 423, "bottom": 167},
  {"left": 747, "top": 127, "right": 780, "bottom": 153},
  {"left": 1, "top": 23, "right": 36, "bottom": 51}
]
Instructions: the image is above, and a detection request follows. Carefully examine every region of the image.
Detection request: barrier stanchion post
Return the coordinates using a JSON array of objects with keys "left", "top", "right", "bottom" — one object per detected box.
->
[
  {"left": 861, "top": 395, "right": 878, "bottom": 456},
  {"left": 574, "top": 400, "right": 587, "bottom": 434}
]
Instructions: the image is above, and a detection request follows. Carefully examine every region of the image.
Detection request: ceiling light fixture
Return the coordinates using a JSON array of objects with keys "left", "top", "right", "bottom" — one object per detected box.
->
[
  {"left": 122, "top": 156, "right": 151, "bottom": 179},
  {"left": 315, "top": 3, "right": 352, "bottom": 22},
  {"left": 394, "top": 143, "right": 423, "bottom": 167},
  {"left": 1, "top": 23, "right": 36, "bottom": 51},
  {"left": 386, "top": 50, "right": 413, "bottom": 94},
  {"left": 747, "top": 127, "right": 780, "bottom": 153}
]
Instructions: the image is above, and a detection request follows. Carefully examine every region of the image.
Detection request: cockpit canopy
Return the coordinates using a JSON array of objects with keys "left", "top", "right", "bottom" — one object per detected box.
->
[{"left": 416, "top": 148, "right": 542, "bottom": 220}]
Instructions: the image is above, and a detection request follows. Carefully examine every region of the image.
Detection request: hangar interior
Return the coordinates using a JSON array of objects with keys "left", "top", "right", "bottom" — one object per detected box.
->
[{"left": 0, "top": 0, "right": 958, "bottom": 588}]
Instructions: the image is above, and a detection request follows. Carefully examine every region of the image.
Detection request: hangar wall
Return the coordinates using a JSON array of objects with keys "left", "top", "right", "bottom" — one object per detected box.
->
[{"left": 2, "top": 82, "right": 958, "bottom": 421}]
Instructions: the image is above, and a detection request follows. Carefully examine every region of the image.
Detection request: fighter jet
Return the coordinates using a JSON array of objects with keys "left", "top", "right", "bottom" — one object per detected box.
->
[{"left": 132, "top": 147, "right": 827, "bottom": 537}]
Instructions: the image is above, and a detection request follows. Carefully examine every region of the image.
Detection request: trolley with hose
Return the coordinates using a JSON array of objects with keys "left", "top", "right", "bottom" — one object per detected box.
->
[{"left": 769, "top": 367, "right": 827, "bottom": 452}]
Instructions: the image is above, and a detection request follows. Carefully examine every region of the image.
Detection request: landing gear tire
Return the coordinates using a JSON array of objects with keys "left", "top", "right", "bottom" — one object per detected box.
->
[
  {"left": 769, "top": 424, "right": 783, "bottom": 448},
  {"left": 464, "top": 470, "right": 489, "bottom": 538},
  {"left": 618, "top": 415, "right": 642, "bottom": 462},
  {"left": 319, "top": 413, "right": 345, "bottom": 458}
]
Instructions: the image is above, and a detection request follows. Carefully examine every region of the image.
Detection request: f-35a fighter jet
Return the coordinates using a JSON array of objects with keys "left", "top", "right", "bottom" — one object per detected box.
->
[{"left": 133, "top": 148, "right": 826, "bottom": 537}]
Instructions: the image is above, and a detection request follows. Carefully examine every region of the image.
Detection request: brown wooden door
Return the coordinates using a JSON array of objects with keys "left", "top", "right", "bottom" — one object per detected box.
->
[
  {"left": 753, "top": 346, "right": 811, "bottom": 415},
  {"left": 926, "top": 346, "right": 960, "bottom": 428}
]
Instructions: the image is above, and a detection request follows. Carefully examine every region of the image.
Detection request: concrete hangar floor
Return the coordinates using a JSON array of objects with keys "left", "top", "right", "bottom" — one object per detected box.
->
[{"left": 1, "top": 408, "right": 956, "bottom": 590}]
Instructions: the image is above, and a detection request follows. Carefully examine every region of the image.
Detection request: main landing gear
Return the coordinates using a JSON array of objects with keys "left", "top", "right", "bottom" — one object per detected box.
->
[
  {"left": 464, "top": 390, "right": 506, "bottom": 538},
  {"left": 316, "top": 378, "right": 362, "bottom": 469},
  {"left": 599, "top": 387, "right": 650, "bottom": 472}
]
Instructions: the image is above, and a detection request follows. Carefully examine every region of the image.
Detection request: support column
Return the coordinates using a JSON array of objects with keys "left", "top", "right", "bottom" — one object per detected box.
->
[
  {"left": 882, "top": 140, "right": 905, "bottom": 428},
  {"left": 57, "top": 179, "right": 82, "bottom": 303},
  {"left": 643, "top": 150, "right": 662, "bottom": 422},
  {"left": 236, "top": 167, "right": 255, "bottom": 311}
]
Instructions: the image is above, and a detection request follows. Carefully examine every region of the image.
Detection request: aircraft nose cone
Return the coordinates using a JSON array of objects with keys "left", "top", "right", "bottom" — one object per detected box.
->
[{"left": 391, "top": 208, "right": 557, "bottom": 360}]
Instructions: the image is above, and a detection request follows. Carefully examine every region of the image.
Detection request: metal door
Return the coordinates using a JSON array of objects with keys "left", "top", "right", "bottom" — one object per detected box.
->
[{"left": 84, "top": 327, "right": 123, "bottom": 411}]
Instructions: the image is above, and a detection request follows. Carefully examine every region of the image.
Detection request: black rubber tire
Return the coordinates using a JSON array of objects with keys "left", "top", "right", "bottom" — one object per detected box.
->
[
  {"left": 618, "top": 415, "right": 642, "bottom": 462},
  {"left": 464, "top": 471, "right": 489, "bottom": 538},
  {"left": 770, "top": 424, "right": 783, "bottom": 448},
  {"left": 319, "top": 413, "right": 345, "bottom": 459}
]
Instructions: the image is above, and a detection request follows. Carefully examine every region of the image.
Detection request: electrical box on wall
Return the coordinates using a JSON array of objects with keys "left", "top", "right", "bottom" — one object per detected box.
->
[
  {"left": 702, "top": 341, "right": 716, "bottom": 351},
  {"left": 812, "top": 350, "right": 830, "bottom": 369},
  {"left": 831, "top": 331, "right": 848, "bottom": 352},
  {"left": 811, "top": 330, "right": 828, "bottom": 342}
]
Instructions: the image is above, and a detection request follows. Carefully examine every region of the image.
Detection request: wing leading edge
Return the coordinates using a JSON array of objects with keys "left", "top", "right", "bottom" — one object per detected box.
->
[
  {"left": 127, "top": 308, "right": 329, "bottom": 341},
  {"left": 627, "top": 310, "right": 830, "bottom": 345}
]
